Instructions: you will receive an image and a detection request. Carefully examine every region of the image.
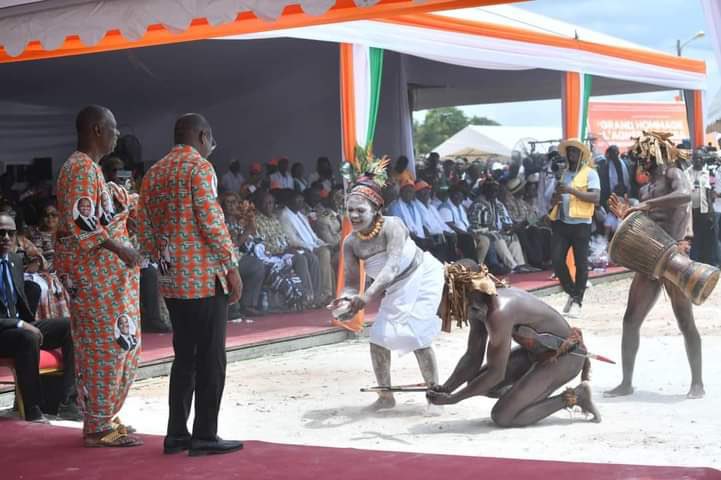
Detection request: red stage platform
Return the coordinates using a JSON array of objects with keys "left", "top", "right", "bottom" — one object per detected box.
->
[
  {"left": 1, "top": 420, "right": 717, "bottom": 480},
  {"left": 0, "top": 268, "right": 626, "bottom": 383}
]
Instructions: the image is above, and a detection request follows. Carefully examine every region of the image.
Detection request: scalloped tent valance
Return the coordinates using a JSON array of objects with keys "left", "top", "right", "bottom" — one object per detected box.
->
[{"left": 0, "top": 0, "right": 507, "bottom": 61}]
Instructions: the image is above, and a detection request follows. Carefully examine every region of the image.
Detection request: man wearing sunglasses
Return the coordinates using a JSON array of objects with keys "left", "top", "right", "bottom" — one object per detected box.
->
[{"left": 0, "top": 214, "right": 79, "bottom": 423}]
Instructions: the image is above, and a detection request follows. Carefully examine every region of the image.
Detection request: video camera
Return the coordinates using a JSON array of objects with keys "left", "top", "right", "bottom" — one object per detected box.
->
[{"left": 548, "top": 151, "right": 568, "bottom": 180}]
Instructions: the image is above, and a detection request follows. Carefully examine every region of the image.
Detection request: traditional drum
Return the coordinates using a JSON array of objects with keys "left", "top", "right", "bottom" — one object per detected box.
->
[{"left": 609, "top": 211, "right": 720, "bottom": 305}]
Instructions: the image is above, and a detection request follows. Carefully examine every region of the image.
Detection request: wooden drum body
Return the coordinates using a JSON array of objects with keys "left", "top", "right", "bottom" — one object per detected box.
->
[{"left": 609, "top": 212, "right": 720, "bottom": 305}]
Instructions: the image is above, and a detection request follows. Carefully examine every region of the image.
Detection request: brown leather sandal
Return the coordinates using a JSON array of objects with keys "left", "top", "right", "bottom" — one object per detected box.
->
[{"left": 84, "top": 429, "right": 144, "bottom": 448}]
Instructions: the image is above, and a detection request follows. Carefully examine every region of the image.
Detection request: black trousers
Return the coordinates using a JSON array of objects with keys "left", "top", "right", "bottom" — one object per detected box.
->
[
  {"left": 165, "top": 285, "right": 228, "bottom": 440},
  {"left": 140, "top": 267, "right": 166, "bottom": 332},
  {"left": 690, "top": 209, "right": 721, "bottom": 266},
  {"left": 456, "top": 231, "right": 477, "bottom": 261},
  {"left": 0, "top": 318, "right": 75, "bottom": 413},
  {"left": 551, "top": 221, "right": 591, "bottom": 304},
  {"left": 517, "top": 226, "right": 552, "bottom": 268},
  {"left": 237, "top": 255, "right": 266, "bottom": 309}
]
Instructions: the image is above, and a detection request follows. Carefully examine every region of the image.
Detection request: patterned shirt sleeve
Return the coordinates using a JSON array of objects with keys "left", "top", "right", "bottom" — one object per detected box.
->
[
  {"left": 135, "top": 178, "right": 155, "bottom": 259},
  {"left": 68, "top": 163, "right": 110, "bottom": 251},
  {"left": 191, "top": 162, "right": 238, "bottom": 271}
]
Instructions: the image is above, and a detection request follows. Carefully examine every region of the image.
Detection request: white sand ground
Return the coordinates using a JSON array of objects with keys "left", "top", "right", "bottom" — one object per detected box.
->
[{"left": 63, "top": 278, "right": 721, "bottom": 468}]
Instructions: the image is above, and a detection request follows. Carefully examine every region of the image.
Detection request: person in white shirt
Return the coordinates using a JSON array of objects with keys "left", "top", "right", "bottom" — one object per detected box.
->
[
  {"left": 414, "top": 181, "right": 455, "bottom": 262},
  {"left": 308, "top": 156, "right": 334, "bottom": 193},
  {"left": 220, "top": 160, "right": 245, "bottom": 194},
  {"left": 291, "top": 162, "right": 309, "bottom": 192},
  {"left": 279, "top": 191, "right": 334, "bottom": 303},
  {"left": 686, "top": 152, "right": 720, "bottom": 265},
  {"left": 438, "top": 186, "right": 476, "bottom": 260},
  {"left": 388, "top": 180, "right": 428, "bottom": 250},
  {"left": 269, "top": 157, "right": 294, "bottom": 190}
]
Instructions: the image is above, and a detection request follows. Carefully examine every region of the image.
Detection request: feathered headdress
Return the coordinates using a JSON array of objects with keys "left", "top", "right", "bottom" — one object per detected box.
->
[{"left": 340, "top": 145, "right": 391, "bottom": 189}]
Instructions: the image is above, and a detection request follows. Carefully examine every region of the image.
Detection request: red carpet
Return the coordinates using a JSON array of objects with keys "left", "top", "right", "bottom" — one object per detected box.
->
[{"left": 1, "top": 420, "right": 717, "bottom": 480}]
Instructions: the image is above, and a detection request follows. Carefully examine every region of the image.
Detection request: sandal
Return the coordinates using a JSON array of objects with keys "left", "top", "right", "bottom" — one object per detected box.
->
[
  {"left": 112, "top": 417, "right": 137, "bottom": 434},
  {"left": 84, "top": 429, "right": 144, "bottom": 448}
]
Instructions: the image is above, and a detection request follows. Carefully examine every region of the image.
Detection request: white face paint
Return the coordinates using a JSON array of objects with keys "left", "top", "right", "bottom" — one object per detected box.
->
[{"left": 346, "top": 194, "right": 377, "bottom": 233}]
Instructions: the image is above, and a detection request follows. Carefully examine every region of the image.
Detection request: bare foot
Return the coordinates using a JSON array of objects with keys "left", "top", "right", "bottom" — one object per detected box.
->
[
  {"left": 365, "top": 395, "right": 396, "bottom": 412},
  {"left": 687, "top": 384, "right": 705, "bottom": 399},
  {"left": 575, "top": 382, "right": 601, "bottom": 423},
  {"left": 604, "top": 383, "right": 634, "bottom": 398}
]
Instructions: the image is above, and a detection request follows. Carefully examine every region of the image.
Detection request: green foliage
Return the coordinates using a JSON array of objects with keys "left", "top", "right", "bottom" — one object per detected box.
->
[
  {"left": 340, "top": 144, "right": 390, "bottom": 188},
  {"left": 413, "top": 107, "right": 499, "bottom": 156}
]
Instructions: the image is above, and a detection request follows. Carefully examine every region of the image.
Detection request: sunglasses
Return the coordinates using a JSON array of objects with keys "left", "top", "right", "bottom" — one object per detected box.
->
[{"left": 0, "top": 229, "right": 16, "bottom": 238}]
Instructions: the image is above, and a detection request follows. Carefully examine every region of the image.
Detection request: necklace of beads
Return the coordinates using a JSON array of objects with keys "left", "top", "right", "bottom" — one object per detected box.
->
[{"left": 357, "top": 215, "right": 384, "bottom": 241}]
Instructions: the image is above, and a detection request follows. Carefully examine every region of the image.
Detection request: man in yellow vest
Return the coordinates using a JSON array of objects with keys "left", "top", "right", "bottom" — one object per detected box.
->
[{"left": 549, "top": 139, "right": 600, "bottom": 318}]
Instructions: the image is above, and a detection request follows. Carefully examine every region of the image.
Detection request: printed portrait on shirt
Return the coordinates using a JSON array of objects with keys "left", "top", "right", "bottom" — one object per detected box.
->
[
  {"left": 158, "top": 235, "right": 174, "bottom": 276},
  {"left": 99, "top": 187, "right": 116, "bottom": 226},
  {"left": 73, "top": 197, "right": 98, "bottom": 232},
  {"left": 114, "top": 314, "right": 138, "bottom": 351}
]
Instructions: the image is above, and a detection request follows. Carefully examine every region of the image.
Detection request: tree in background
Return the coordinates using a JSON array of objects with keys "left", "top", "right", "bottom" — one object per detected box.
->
[{"left": 413, "top": 106, "right": 499, "bottom": 156}]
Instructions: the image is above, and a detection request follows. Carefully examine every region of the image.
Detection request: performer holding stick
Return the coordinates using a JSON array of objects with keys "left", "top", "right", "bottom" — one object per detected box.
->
[
  {"left": 427, "top": 261, "right": 602, "bottom": 427},
  {"left": 605, "top": 131, "right": 706, "bottom": 399},
  {"left": 329, "top": 154, "right": 444, "bottom": 412}
]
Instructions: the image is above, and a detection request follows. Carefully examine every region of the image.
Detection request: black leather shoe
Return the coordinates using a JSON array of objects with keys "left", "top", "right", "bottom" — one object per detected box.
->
[
  {"left": 57, "top": 400, "right": 83, "bottom": 422},
  {"left": 25, "top": 405, "right": 50, "bottom": 424},
  {"left": 188, "top": 437, "right": 243, "bottom": 457},
  {"left": 164, "top": 435, "right": 192, "bottom": 454}
]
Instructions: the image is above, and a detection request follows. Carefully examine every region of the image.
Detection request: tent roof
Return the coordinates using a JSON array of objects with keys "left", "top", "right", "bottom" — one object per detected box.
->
[
  {"left": 221, "top": 5, "right": 705, "bottom": 91},
  {"left": 0, "top": 0, "right": 511, "bottom": 61},
  {"left": 433, "top": 125, "right": 563, "bottom": 158}
]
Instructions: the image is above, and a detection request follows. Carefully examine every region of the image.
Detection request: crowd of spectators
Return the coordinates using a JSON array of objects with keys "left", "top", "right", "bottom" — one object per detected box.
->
[{"left": 3, "top": 135, "right": 721, "bottom": 329}]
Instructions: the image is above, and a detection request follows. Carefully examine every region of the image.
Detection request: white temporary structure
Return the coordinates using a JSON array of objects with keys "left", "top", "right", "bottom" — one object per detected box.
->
[{"left": 433, "top": 125, "right": 563, "bottom": 160}]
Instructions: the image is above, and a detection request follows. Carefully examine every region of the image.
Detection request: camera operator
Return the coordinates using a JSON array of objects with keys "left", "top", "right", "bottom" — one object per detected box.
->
[
  {"left": 686, "top": 150, "right": 720, "bottom": 265},
  {"left": 548, "top": 139, "right": 600, "bottom": 318}
]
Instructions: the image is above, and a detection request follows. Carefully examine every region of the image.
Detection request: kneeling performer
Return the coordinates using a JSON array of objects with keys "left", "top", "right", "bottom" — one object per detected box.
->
[
  {"left": 331, "top": 168, "right": 444, "bottom": 411},
  {"left": 427, "top": 262, "right": 601, "bottom": 427}
]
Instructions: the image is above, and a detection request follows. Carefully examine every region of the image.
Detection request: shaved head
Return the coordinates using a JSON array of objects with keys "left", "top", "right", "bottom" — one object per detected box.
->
[
  {"left": 174, "top": 113, "right": 215, "bottom": 158},
  {"left": 75, "top": 105, "right": 118, "bottom": 160},
  {"left": 76, "top": 105, "right": 113, "bottom": 134}
]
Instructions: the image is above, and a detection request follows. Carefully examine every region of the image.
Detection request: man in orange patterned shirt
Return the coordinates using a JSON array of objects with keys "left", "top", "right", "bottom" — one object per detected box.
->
[
  {"left": 55, "top": 105, "right": 143, "bottom": 447},
  {"left": 137, "top": 113, "right": 243, "bottom": 457}
]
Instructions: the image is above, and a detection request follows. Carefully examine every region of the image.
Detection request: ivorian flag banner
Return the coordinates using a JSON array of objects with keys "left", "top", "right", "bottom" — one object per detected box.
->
[
  {"left": 336, "top": 43, "right": 384, "bottom": 332},
  {"left": 562, "top": 71, "right": 593, "bottom": 141}
]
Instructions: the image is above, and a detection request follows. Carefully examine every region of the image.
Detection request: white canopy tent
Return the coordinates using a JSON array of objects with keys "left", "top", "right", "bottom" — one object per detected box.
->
[
  {"left": 433, "top": 125, "right": 563, "bottom": 159},
  {"left": 0, "top": 3, "right": 707, "bottom": 175}
]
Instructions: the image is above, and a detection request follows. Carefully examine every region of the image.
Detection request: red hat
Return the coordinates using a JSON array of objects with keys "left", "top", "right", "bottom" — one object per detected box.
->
[
  {"left": 268, "top": 158, "right": 279, "bottom": 167},
  {"left": 249, "top": 162, "right": 262, "bottom": 174},
  {"left": 414, "top": 180, "right": 431, "bottom": 192}
]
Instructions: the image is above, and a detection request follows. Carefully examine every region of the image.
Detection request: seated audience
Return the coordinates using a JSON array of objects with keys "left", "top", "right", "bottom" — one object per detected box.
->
[
  {"left": 269, "top": 157, "right": 294, "bottom": 190},
  {"left": 391, "top": 155, "right": 415, "bottom": 186},
  {"left": 500, "top": 177, "right": 544, "bottom": 271},
  {"left": 220, "top": 160, "right": 245, "bottom": 195},
  {"left": 388, "top": 179, "right": 429, "bottom": 250},
  {"left": 253, "top": 191, "right": 320, "bottom": 308},
  {"left": 467, "top": 180, "right": 524, "bottom": 273},
  {"left": 279, "top": 191, "right": 334, "bottom": 304},
  {"left": 291, "top": 162, "right": 309, "bottom": 193},
  {"left": 438, "top": 185, "right": 476, "bottom": 260},
  {"left": 220, "top": 193, "right": 268, "bottom": 316},
  {"left": 414, "top": 180, "right": 456, "bottom": 262},
  {"left": 0, "top": 213, "right": 80, "bottom": 422},
  {"left": 308, "top": 156, "right": 334, "bottom": 192},
  {"left": 22, "top": 203, "right": 72, "bottom": 320},
  {"left": 240, "top": 162, "right": 265, "bottom": 199}
]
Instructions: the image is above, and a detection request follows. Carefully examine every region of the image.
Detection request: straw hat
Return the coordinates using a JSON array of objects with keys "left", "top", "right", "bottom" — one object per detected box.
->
[
  {"left": 507, "top": 176, "right": 526, "bottom": 195},
  {"left": 559, "top": 138, "right": 592, "bottom": 164}
]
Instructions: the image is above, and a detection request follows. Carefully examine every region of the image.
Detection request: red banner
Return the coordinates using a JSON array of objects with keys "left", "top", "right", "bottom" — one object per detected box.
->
[{"left": 587, "top": 101, "right": 688, "bottom": 151}]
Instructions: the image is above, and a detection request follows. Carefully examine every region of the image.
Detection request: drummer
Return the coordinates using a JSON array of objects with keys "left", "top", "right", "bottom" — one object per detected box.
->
[{"left": 606, "top": 131, "right": 704, "bottom": 399}]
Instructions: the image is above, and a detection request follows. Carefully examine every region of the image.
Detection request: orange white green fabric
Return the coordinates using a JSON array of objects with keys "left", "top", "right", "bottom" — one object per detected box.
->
[
  {"left": 137, "top": 144, "right": 238, "bottom": 299},
  {"left": 54, "top": 151, "right": 140, "bottom": 435}
]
